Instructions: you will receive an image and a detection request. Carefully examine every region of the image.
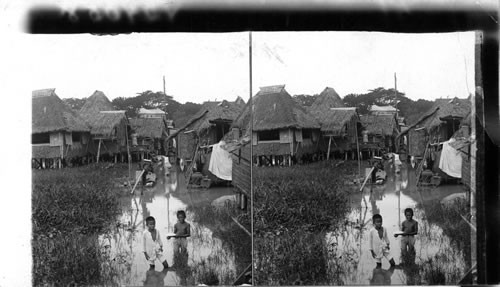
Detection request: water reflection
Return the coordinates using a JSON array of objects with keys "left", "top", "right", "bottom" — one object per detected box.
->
[
  {"left": 99, "top": 165, "right": 249, "bottom": 286},
  {"left": 329, "top": 162, "right": 469, "bottom": 285},
  {"left": 144, "top": 269, "right": 169, "bottom": 287},
  {"left": 370, "top": 265, "right": 396, "bottom": 285}
]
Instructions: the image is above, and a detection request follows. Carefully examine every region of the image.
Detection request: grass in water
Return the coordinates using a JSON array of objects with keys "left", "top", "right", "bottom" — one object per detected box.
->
[
  {"left": 32, "top": 164, "right": 126, "bottom": 286},
  {"left": 253, "top": 161, "right": 355, "bottom": 285}
]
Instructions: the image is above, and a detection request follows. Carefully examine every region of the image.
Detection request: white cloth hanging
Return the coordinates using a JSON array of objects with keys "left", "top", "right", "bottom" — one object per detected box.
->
[
  {"left": 208, "top": 141, "right": 233, "bottom": 181},
  {"left": 438, "top": 138, "right": 462, "bottom": 178}
]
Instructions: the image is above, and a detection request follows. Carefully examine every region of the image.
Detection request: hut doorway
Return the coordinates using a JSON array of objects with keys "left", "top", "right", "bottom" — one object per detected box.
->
[{"left": 213, "top": 120, "right": 232, "bottom": 143}]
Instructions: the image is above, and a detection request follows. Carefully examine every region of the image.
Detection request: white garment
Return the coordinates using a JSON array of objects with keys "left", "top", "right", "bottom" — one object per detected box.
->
[
  {"left": 143, "top": 230, "right": 166, "bottom": 264},
  {"left": 208, "top": 141, "right": 232, "bottom": 181},
  {"left": 369, "top": 227, "right": 391, "bottom": 262},
  {"left": 161, "top": 156, "right": 172, "bottom": 175},
  {"left": 439, "top": 138, "right": 462, "bottom": 178}
]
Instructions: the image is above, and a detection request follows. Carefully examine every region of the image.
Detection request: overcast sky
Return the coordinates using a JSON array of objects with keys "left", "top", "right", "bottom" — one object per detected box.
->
[{"left": 27, "top": 31, "right": 475, "bottom": 104}]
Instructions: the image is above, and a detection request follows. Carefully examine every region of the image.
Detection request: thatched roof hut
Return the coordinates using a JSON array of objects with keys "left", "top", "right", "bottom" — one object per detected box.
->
[
  {"left": 369, "top": 105, "right": 398, "bottom": 115},
  {"left": 308, "top": 87, "right": 344, "bottom": 116},
  {"left": 397, "top": 97, "right": 470, "bottom": 157},
  {"left": 187, "top": 100, "right": 244, "bottom": 136},
  {"left": 32, "top": 89, "right": 90, "bottom": 134},
  {"left": 138, "top": 108, "right": 166, "bottom": 118},
  {"left": 314, "top": 107, "right": 359, "bottom": 136},
  {"left": 360, "top": 114, "right": 399, "bottom": 136},
  {"left": 129, "top": 118, "right": 167, "bottom": 139},
  {"left": 86, "top": 111, "right": 128, "bottom": 138},
  {"left": 79, "top": 90, "right": 115, "bottom": 119},
  {"left": 401, "top": 97, "right": 470, "bottom": 136},
  {"left": 234, "top": 96, "right": 246, "bottom": 108},
  {"left": 252, "top": 85, "right": 320, "bottom": 131}
]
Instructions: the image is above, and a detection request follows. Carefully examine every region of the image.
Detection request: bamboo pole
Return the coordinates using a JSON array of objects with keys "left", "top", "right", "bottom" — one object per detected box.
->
[
  {"left": 125, "top": 123, "right": 131, "bottom": 182},
  {"left": 249, "top": 31, "right": 254, "bottom": 286},
  {"left": 355, "top": 120, "right": 361, "bottom": 180},
  {"left": 130, "top": 169, "right": 145, "bottom": 194},
  {"left": 327, "top": 136, "right": 332, "bottom": 160},
  {"left": 97, "top": 139, "right": 102, "bottom": 163},
  {"left": 360, "top": 166, "right": 376, "bottom": 192}
]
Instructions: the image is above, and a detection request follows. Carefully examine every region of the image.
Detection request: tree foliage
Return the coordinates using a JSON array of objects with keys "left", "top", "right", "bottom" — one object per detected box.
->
[
  {"left": 343, "top": 87, "right": 433, "bottom": 124},
  {"left": 111, "top": 90, "right": 202, "bottom": 126}
]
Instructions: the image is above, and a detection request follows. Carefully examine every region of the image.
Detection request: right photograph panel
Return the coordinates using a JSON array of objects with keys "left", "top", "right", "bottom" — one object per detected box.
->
[{"left": 251, "top": 31, "right": 476, "bottom": 285}]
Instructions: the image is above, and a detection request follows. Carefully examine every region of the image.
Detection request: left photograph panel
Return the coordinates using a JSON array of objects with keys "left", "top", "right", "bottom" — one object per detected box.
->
[{"left": 31, "top": 33, "right": 252, "bottom": 286}]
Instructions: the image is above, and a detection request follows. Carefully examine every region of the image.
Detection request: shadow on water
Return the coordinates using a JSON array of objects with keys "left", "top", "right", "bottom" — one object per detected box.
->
[
  {"left": 327, "top": 162, "right": 470, "bottom": 285},
  {"left": 99, "top": 165, "right": 250, "bottom": 286}
]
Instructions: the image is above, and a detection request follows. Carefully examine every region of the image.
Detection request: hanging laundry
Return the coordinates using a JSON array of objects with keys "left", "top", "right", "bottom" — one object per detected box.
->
[
  {"left": 208, "top": 141, "right": 233, "bottom": 181},
  {"left": 438, "top": 138, "right": 462, "bottom": 178}
]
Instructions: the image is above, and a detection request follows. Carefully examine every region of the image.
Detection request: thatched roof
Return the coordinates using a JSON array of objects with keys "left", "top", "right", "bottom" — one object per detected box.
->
[
  {"left": 234, "top": 96, "right": 246, "bottom": 108},
  {"left": 252, "top": 85, "right": 320, "bottom": 131},
  {"left": 361, "top": 114, "right": 398, "bottom": 136},
  {"left": 86, "top": 111, "right": 128, "bottom": 136},
  {"left": 233, "top": 99, "right": 252, "bottom": 132},
  {"left": 317, "top": 107, "right": 359, "bottom": 135},
  {"left": 398, "top": 97, "right": 470, "bottom": 139},
  {"left": 308, "top": 87, "right": 344, "bottom": 116},
  {"left": 451, "top": 111, "right": 472, "bottom": 139},
  {"left": 79, "top": 90, "right": 115, "bottom": 120},
  {"left": 185, "top": 100, "right": 244, "bottom": 135},
  {"left": 369, "top": 105, "right": 398, "bottom": 113},
  {"left": 32, "top": 89, "right": 90, "bottom": 134},
  {"left": 130, "top": 117, "right": 167, "bottom": 139},
  {"left": 409, "top": 97, "right": 470, "bottom": 132},
  {"left": 138, "top": 108, "right": 166, "bottom": 115}
]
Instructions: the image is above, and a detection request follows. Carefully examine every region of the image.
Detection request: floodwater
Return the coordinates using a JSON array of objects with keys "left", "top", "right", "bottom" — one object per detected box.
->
[
  {"left": 327, "top": 162, "right": 470, "bottom": 285},
  {"left": 100, "top": 165, "right": 250, "bottom": 286}
]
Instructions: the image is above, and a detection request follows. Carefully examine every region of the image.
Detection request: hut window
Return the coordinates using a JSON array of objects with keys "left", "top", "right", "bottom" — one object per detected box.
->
[
  {"left": 72, "top": 133, "right": 81, "bottom": 143},
  {"left": 258, "top": 130, "right": 280, "bottom": 141},
  {"left": 302, "top": 129, "right": 312, "bottom": 139},
  {"left": 32, "top": 133, "right": 50, "bottom": 144}
]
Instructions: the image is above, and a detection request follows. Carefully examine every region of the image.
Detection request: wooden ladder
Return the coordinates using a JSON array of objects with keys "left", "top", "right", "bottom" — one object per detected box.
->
[
  {"left": 415, "top": 139, "right": 432, "bottom": 186},
  {"left": 184, "top": 141, "right": 201, "bottom": 186}
]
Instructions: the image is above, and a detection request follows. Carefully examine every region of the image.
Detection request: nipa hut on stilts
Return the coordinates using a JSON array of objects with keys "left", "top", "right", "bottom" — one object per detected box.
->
[
  {"left": 396, "top": 97, "right": 470, "bottom": 186},
  {"left": 176, "top": 99, "right": 245, "bottom": 174},
  {"left": 397, "top": 97, "right": 471, "bottom": 160},
  {"left": 307, "top": 87, "right": 362, "bottom": 160},
  {"left": 80, "top": 90, "right": 131, "bottom": 163},
  {"left": 359, "top": 113, "right": 400, "bottom": 157},
  {"left": 251, "top": 85, "right": 320, "bottom": 166},
  {"left": 129, "top": 109, "right": 169, "bottom": 161},
  {"left": 32, "top": 89, "right": 91, "bottom": 169},
  {"left": 222, "top": 99, "right": 252, "bottom": 209}
]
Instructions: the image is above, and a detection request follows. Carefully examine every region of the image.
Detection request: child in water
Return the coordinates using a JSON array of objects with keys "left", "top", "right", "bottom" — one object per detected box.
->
[
  {"left": 369, "top": 214, "right": 396, "bottom": 267},
  {"left": 395, "top": 208, "right": 418, "bottom": 263},
  {"left": 143, "top": 216, "right": 169, "bottom": 270},
  {"left": 167, "top": 210, "right": 191, "bottom": 253}
]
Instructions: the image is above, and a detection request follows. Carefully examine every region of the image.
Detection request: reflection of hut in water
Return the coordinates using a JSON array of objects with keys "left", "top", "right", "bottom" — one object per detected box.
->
[
  {"left": 177, "top": 100, "right": 244, "bottom": 170},
  {"left": 32, "top": 89, "right": 91, "bottom": 169},
  {"left": 80, "top": 91, "right": 130, "bottom": 163},
  {"left": 251, "top": 85, "right": 321, "bottom": 166},
  {"left": 359, "top": 113, "right": 400, "bottom": 156}
]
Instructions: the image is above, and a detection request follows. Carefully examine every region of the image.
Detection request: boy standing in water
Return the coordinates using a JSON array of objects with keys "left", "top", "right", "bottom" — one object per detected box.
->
[
  {"left": 167, "top": 210, "right": 191, "bottom": 253},
  {"left": 369, "top": 214, "right": 396, "bottom": 267},
  {"left": 143, "top": 216, "right": 169, "bottom": 270},
  {"left": 395, "top": 208, "right": 418, "bottom": 262}
]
